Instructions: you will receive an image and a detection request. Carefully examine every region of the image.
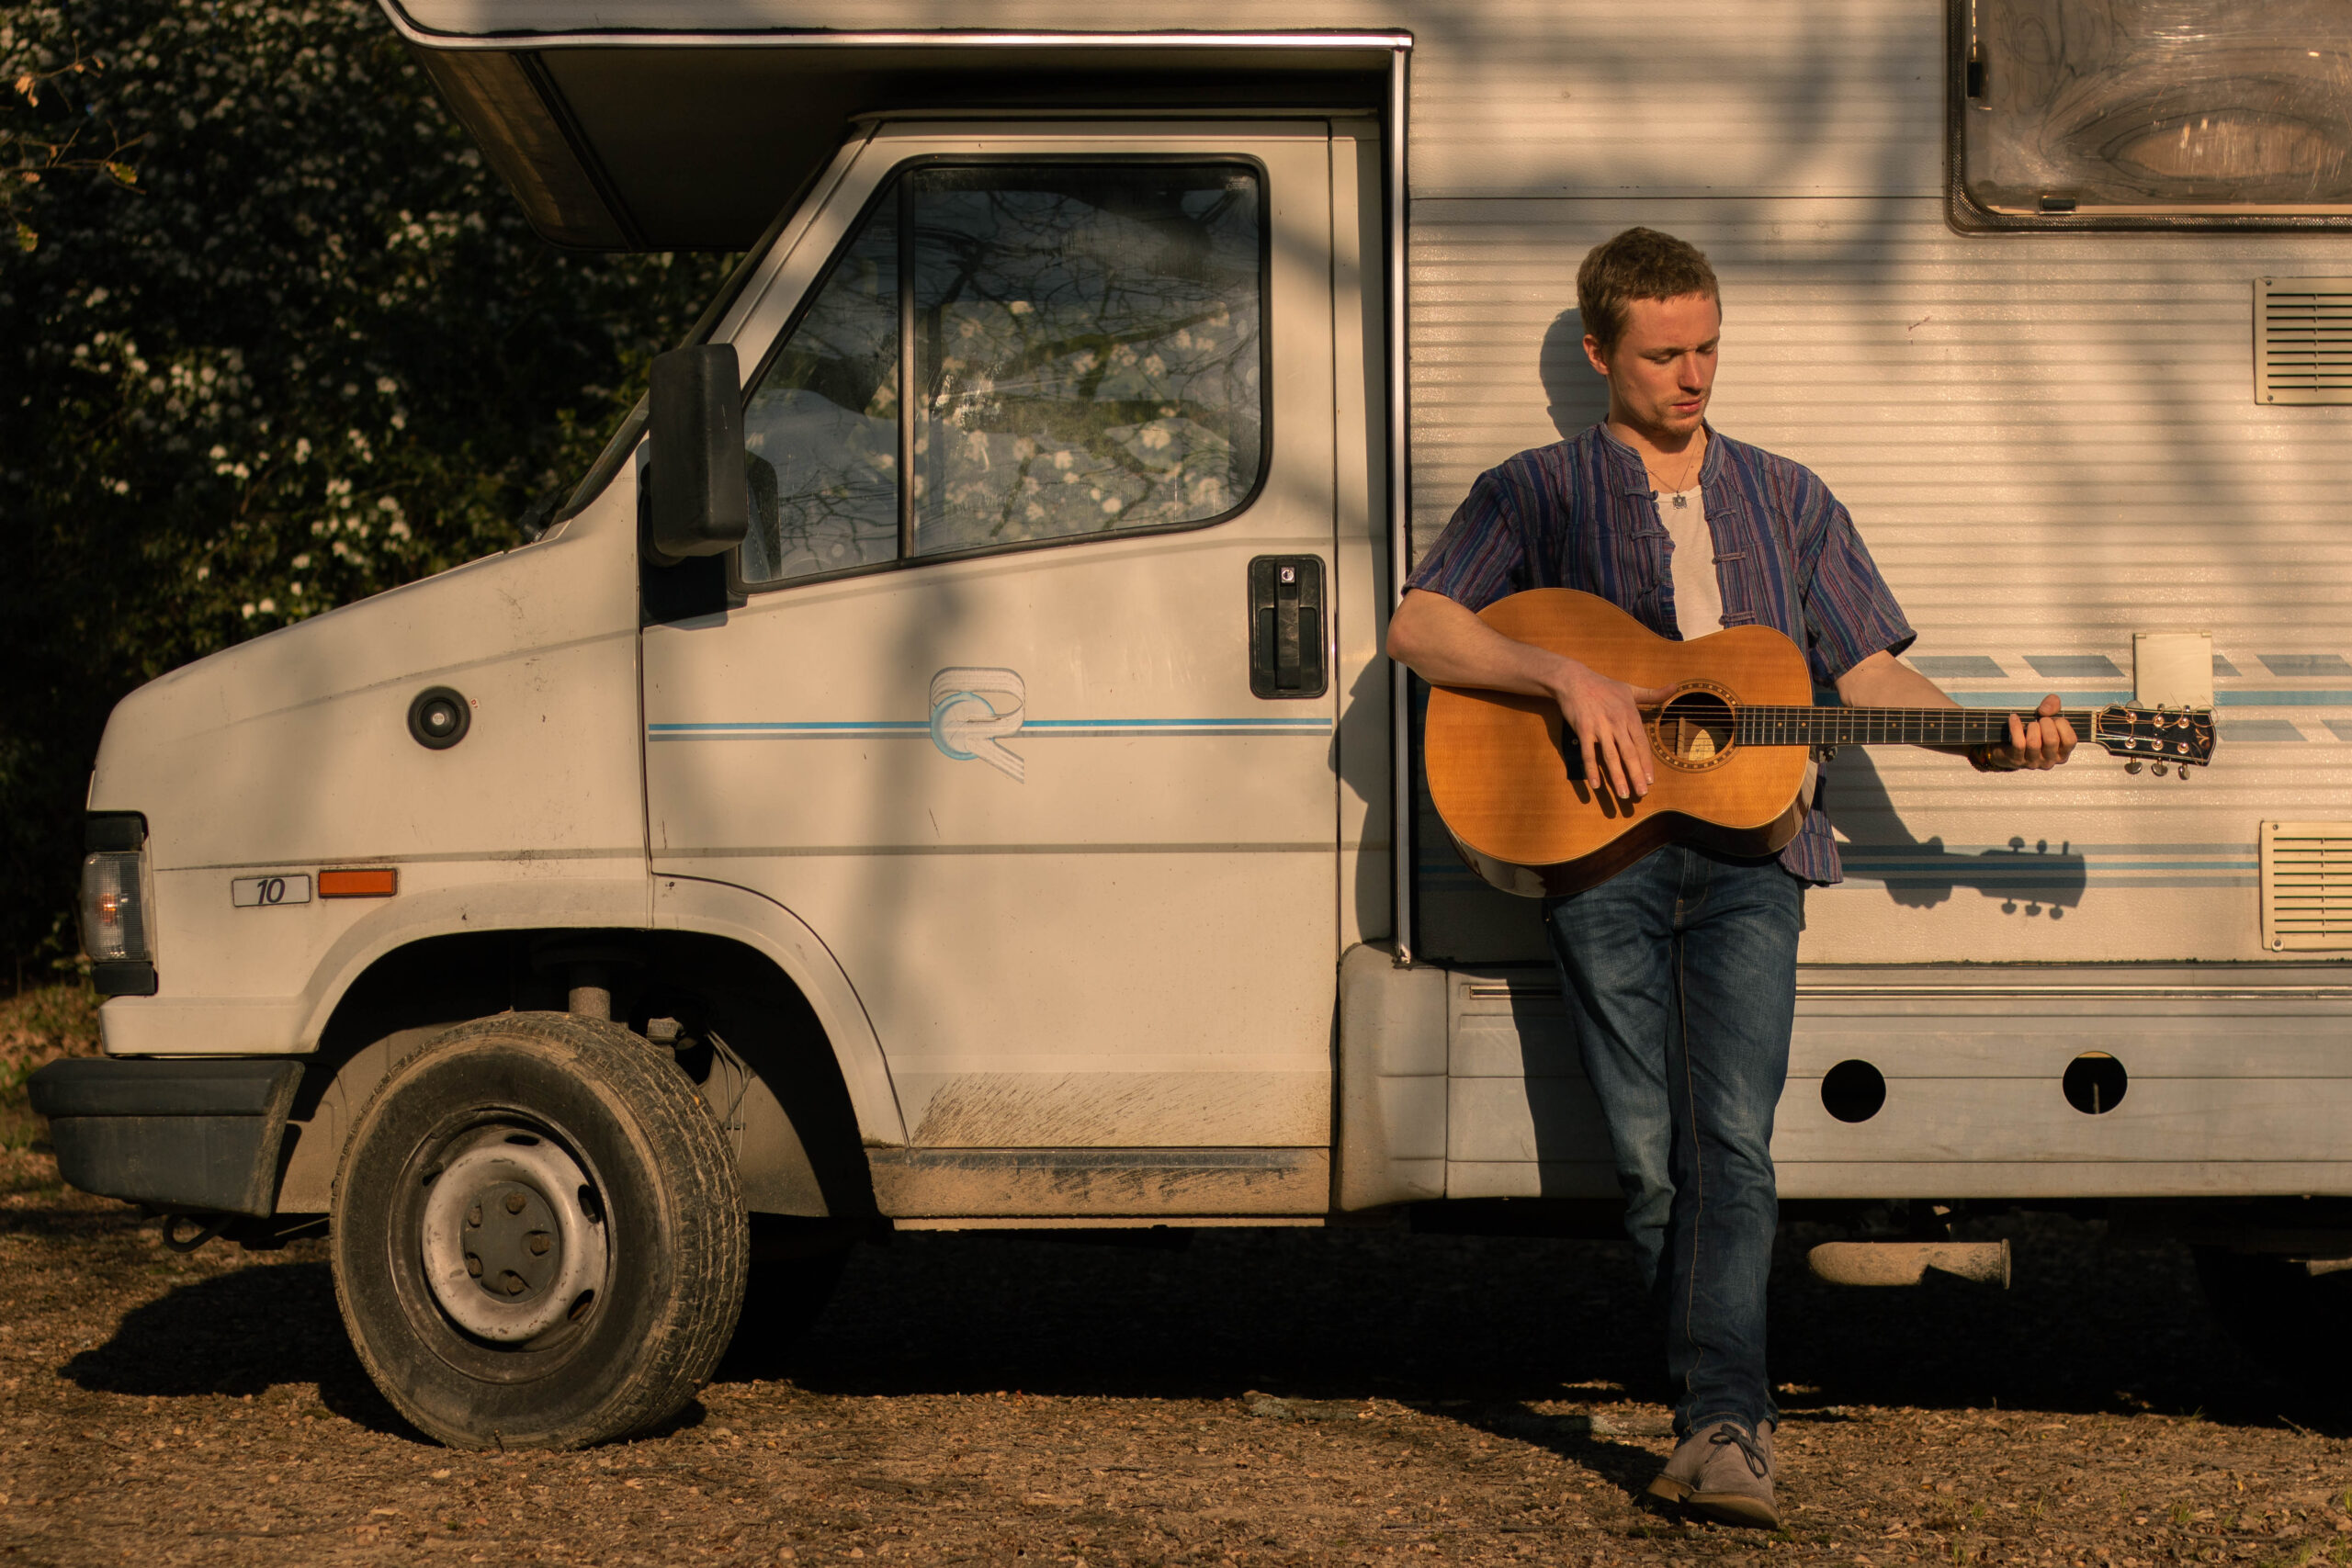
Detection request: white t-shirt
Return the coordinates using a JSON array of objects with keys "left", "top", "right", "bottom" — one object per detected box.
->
[
  {"left": 1659, "top": 484, "right": 1723, "bottom": 638},
  {"left": 1661, "top": 480, "right": 1819, "bottom": 807}
]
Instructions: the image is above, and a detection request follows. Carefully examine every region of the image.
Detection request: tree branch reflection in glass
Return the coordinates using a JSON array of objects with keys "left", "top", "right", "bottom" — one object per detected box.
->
[{"left": 908, "top": 165, "right": 1264, "bottom": 557}]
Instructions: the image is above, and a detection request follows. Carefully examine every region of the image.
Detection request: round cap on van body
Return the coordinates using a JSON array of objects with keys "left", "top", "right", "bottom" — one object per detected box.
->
[{"left": 408, "top": 686, "right": 471, "bottom": 750}]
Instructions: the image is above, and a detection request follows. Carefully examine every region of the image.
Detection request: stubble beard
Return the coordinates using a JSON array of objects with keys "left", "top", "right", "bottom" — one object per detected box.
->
[{"left": 1615, "top": 388, "right": 1708, "bottom": 454}]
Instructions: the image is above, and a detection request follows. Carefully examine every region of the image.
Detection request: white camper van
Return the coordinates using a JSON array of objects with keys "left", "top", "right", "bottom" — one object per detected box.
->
[{"left": 32, "top": 0, "right": 2352, "bottom": 1448}]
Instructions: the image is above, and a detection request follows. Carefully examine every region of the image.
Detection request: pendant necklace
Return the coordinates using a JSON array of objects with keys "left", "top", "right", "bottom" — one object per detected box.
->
[{"left": 1650, "top": 438, "right": 1703, "bottom": 507}]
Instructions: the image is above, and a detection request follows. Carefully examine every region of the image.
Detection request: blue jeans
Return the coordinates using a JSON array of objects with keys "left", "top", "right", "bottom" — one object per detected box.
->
[{"left": 1543, "top": 844, "right": 1804, "bottom": 1440}]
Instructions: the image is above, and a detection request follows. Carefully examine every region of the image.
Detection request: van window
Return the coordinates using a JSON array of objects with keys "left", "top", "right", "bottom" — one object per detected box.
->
[
  {"left": 908, "top": 165, "right": 1263, "bottom": 556},
  {"left": 1958, "top": 0, "right": 2352, "bottom": 223},
  {"left": 739, "top": 161, "right": 1265, "bottom": 587},
  {"left": 741, "top": 214, "right": 899, "bottom": 583}
]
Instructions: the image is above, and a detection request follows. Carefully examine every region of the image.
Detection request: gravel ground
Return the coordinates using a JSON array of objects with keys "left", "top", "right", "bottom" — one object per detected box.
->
[{"left": 4, "top": 1145, "right": 2350, "bottom": 1567}]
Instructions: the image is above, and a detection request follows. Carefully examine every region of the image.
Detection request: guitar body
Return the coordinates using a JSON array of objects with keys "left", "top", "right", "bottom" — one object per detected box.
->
[{"left": 1424, "top": 589, "right": 1817, "bottom": 897}]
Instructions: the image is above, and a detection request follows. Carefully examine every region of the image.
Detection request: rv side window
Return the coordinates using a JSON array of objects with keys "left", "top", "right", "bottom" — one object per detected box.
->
[
  {"left": 1956, "top": 0, "right": 2352, "bottom": 226},
  {"left": 740, "top": 162, "right": 1266, "bottom": 588}
]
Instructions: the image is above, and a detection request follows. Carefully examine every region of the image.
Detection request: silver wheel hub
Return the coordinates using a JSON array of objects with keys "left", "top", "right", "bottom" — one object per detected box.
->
[{"left": 420, "top": 1130, "right": 607, "bottom": 1342}]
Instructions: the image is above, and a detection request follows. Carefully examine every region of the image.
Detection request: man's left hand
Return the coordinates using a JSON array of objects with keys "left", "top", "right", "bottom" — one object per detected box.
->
[{"left": 1983, "top": 694, "right": 2076, "bottom": 771}]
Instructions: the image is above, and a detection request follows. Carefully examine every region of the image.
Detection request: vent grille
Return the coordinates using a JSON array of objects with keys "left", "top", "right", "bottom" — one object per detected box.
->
[
  {"left": 2261, "top": 821, "right": 2352, "bottom": 951},
  {"left": 2257, "top": 279, "right": 2352, "bottom": 405}
]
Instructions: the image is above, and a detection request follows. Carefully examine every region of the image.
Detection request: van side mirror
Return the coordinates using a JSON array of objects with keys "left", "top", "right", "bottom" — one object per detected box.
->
[{"left": 643, "top": 344, "right": 748, "bottom": 564}]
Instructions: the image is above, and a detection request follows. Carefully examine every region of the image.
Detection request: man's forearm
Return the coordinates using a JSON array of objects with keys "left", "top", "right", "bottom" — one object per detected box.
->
[
  {"left": 1831, "top": 650, "right": 1971, "bottom": 754},
  {"left": 1385, "top": 588, "right": 1568, "bottom": 696},
  {"left": 1834, "top": 648, "right": 2075, "bottom": 769},
  {"left": 1386, "top": 587, "right": 1668, "bottom": 798}
]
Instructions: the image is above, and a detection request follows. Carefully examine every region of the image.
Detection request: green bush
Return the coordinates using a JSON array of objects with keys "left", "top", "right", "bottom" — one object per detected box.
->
[
  {"left": 0, "top": 980, "right": 98, "bottom": 1149},
  {"left": 0, "top": 1, "right": 732, "bottom": 972}
]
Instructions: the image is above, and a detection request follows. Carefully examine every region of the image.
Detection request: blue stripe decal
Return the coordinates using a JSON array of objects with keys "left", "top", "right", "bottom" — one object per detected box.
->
[
  {"left": 1950, "top": 690, "right": 2352, "bottom": 708},
  {"left": 648, "top": 717, "right": 1331, "bottom": 739},
  {"left": 1418, "top": 866, "right": 2258, "bottom": 892},
  {"left": 649, "top": 721, "right": 927, "bottom": 732},
  {"left": 2216, "top": 691, "right": 2352, "bottom": 706},
  {"left": 1841, "top": 860, "right": 2256, "bottom": 873},
  {"left": 1420, "top": 837, "right": 2262, "bottom": 895},
  {"left": 1024, "top": 717, "right": 1327, "bottom": 729},
  {"left": 1832, "top": 875, "right": 2258, "bottom": 890}
]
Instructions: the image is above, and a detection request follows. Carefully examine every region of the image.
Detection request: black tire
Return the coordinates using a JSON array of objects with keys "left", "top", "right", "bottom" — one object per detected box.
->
[{"left": 330, "top": 1011, "right": 748, "bottom": 1449}]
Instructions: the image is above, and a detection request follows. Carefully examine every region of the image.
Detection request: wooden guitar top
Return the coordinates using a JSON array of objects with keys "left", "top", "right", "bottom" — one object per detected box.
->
[{"left": 1423, "top": 588, "right": 1816, "bottom": 897}]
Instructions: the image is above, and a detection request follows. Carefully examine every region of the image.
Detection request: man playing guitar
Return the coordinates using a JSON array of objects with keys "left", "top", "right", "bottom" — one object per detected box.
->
[{"left": 1385, "top": 228, "right": 2077, "bottom": 1529}]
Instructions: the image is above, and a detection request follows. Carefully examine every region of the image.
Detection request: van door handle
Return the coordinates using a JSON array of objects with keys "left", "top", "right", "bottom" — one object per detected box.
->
[{"left": 1248, "top": 556, "right": 1327, "bottom": 699}]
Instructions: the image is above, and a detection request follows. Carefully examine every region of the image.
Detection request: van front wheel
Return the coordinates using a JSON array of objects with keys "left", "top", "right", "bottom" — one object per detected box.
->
[{"left": 330, "top": 1012, "right": 748, "bottom": 1449}]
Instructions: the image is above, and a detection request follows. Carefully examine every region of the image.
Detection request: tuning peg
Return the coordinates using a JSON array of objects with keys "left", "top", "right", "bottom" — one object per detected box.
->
[
  {"left": 2124, "top": 760, "right": 2143, "bottom": 774},
  {"left": 2177, "top": 764, "right": 2192, "bottom": 781},
  {"left": 2152, "top": 762, "right": 2169, "bottom": 776}
]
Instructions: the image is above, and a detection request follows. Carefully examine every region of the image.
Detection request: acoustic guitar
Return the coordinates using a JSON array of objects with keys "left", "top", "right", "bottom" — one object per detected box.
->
[{"left": 1423, "top": 589, "right": 2218, "bottom": 897}]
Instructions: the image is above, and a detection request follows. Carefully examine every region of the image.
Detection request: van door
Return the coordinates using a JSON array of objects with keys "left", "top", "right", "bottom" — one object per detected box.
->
[{"left": 642, "top": 122, "right": 1345, "bottom": 1194}]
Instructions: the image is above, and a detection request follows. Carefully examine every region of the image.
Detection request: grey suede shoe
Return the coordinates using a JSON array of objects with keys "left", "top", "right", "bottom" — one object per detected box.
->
[{"left": 1644, "top": 1420, "right": 1779, "bottom": 1529}]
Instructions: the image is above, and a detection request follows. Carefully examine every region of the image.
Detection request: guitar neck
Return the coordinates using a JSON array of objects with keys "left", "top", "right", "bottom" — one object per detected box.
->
[{"left": 1729, "top": 706, "right": 2097, "bottom": 749}]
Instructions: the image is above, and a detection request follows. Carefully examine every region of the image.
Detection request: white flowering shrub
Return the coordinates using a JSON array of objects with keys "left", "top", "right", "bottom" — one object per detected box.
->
[{"left": 0, "top": 1, "right": 732, "bottom": 964}]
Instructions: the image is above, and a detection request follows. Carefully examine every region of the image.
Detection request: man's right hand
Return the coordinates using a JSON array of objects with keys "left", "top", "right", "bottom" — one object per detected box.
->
[
  {"left": 1385, "top": 588, "right": 1668, "bottom": 801},
  {"left": 1550, "top": 659, "right": 1669, "bottom": 801}
]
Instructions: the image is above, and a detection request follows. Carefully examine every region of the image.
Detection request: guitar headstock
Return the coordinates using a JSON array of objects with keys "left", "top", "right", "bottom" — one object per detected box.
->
[{"left": 2091, "top": 705, "right": 2216, "bottom": 770}]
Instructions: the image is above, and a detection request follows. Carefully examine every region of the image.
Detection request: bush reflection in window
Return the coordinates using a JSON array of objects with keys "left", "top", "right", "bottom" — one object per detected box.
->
[
  {"left": 910, "top": 164, "right": 1262, "bottom": 556},
  {"left": 737, "top": 162, "right": 1264, "bottom": 587}
]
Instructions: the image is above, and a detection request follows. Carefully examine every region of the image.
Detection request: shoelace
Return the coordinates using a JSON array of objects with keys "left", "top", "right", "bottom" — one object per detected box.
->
[{"left": 1708, "top": 1425, "right": 1770, "bottom": 1479}]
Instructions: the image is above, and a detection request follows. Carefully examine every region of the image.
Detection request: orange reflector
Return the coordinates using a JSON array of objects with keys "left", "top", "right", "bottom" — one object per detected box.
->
[{"left": 319, "top": 868, "right": 398, "bottom": 898}]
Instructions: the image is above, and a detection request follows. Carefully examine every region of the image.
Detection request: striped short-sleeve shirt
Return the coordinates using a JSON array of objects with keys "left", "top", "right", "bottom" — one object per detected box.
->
[{"left": 1407, "top": 422, "right": 1916, "bottom": 885}]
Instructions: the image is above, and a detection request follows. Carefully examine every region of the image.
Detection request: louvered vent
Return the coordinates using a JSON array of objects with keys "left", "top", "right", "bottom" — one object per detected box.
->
[
  {"left": 2257, "top": 279, "right": 2352, "bottom": 405},
  {"left": 2261, "top": 821, "right": 2352, "bottom": 951}
]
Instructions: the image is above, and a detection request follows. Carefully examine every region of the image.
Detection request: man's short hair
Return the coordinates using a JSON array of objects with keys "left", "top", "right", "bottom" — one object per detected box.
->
[{"left": 1577, "top": 228, "right": 1720, "bottom": 355}]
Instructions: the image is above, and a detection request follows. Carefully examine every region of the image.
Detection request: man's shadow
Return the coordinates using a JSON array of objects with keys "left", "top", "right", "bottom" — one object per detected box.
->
[{"left": 1540, "top": 310, "right": 1612, "bottom": 438}]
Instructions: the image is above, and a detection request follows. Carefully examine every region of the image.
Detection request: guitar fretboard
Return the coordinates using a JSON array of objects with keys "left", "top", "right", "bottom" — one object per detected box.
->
[{"left": 1727, "top": 706, "right": 2097, "bottom": 748}]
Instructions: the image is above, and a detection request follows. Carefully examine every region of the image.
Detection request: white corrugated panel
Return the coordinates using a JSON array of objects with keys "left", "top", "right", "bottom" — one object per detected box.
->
[
  {"left": 1410, "top": 203, "right": 2352, "bottom": 656},
  {"left": 1395, "top": 0, "right": 1943, "bottom": 197},
  {"left": 1408, "top": 196, "right": 2352, "bottom": 964}
]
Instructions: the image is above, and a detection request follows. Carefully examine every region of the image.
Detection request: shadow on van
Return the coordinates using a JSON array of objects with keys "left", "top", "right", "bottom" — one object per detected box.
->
[{"left": 1827, "top": 750, "right": 2089, "bottom": 912}]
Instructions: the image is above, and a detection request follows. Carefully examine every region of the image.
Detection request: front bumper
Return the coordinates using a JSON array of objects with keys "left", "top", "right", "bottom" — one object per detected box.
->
[{"left": 28, "top": 1058, "right": 304, "bottom": 1217}]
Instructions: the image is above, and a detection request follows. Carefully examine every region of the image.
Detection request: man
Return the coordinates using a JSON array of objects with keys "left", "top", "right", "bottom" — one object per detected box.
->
[{"left": 1385, "top": 228, "right": 2075, "bottom": 1529}]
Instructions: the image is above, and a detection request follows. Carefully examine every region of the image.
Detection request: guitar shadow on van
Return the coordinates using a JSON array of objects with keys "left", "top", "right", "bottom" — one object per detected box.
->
[{"left": 1824, "top": 749, "right": 2087, "bottom": 914}]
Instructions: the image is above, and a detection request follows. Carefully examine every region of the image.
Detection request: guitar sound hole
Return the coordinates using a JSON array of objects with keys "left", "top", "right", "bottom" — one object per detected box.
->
[{"left": 1654, "top": 690, "right": 1736, "bottom": 769}]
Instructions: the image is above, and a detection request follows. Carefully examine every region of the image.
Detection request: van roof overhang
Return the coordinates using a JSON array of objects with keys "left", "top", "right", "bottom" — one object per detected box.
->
[{"left": 379, "top": 4, "right": 1408, "bottom": 251}]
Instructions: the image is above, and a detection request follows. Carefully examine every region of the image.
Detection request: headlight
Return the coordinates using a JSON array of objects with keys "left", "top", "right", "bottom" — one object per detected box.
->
[{"left": 81, "top": 850, "right": 150, "bottom": 963}]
